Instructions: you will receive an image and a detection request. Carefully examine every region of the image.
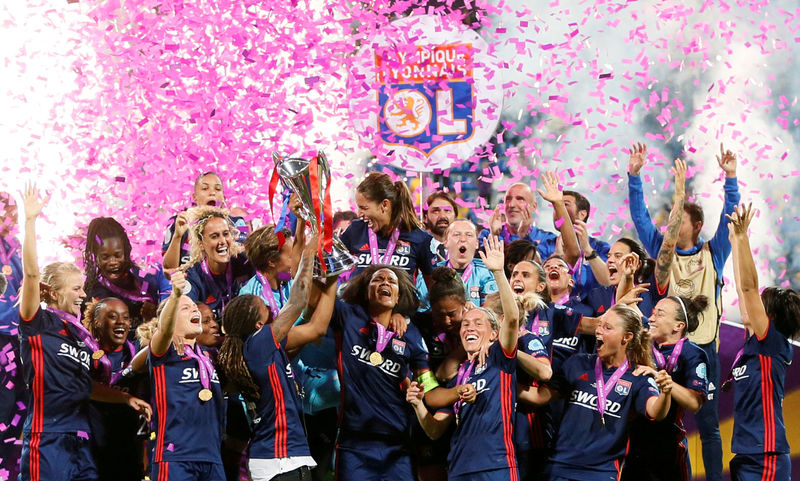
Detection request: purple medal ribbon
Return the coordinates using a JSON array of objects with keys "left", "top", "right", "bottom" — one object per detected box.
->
[
  {"left": 554, "top": 292, "right": 571, "bottom": 306},
  {"left": 184, "top": 343, "right": 215, "bottom": 392},
  {"left": 652, "top": 337, "right": 686, "bottom": 374},
  {"left": 447, "top": 260, "right": 474, "bottom": 285},
  {"left": 107, "top": 341, "right": 137, "bottom": 386},
  {"left": 256, "top": 272, "right": 285, "bottom": 319},
  {"left": 525, "top": 311, "right": 541, "bottom": 335},
  {"left": 453, "top": 359, "right": 475, "bottom": 417},
  {"left": 374, "top": 322, "right": 395, "bottom": 356},
  {"left": 368, "top": 227, "right": 400, "bottom": 265},
  {"left": 49, "top": 307, "right": 108, "bottom": 378},
  {"left": 97, "top": 272, "right": 154, "bottom": 303},
  {"left": 201, "top": 259, "right": 233, "bottom": 310},
  {"left": 594, "top": 357, "right": 629, "bottom": 425},
  {"left": 722, "top": 346, "right": 746, "bottom": 391}
]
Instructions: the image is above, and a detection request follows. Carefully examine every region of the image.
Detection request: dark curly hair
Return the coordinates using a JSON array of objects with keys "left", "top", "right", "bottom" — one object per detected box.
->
[
  {"left": 428, "top": 267, "right": 467, "bottom": 306},
  {"left": 341, "top": 264, "right": 419, "bottom": 317}
]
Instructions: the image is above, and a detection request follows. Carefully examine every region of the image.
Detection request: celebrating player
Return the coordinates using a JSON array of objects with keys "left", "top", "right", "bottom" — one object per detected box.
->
[
  {"left": 18, "top": 184, "right": 150, "bottom": 481},
  {"left": 727, "top": 204, "right": 799, "bottom": 480}
]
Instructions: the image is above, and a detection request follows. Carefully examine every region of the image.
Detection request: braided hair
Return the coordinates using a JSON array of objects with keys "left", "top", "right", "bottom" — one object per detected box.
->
[
  {"left": 83, "top": 217, "right": 134, "bottom": 298},
  {"left": 217, "top": 295, "right": 262, "bottom": 401}
]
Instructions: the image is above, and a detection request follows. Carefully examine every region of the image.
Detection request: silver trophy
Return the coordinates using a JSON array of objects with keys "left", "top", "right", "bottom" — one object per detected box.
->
[{"left": 274, "top": 151, "right": 357, "bottom": 278}]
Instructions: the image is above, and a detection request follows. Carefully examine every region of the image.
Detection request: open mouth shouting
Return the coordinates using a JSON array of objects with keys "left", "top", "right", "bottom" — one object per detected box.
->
[
  {"left": 512, "top": 281, "right": 525, "bottom": 294},
  {"left": 214, "top": 244, "right": 229, "bottom": 260},
  {"left": 190, "top": 313, "right": 202, "bottom": 325},
  {"left": 111, "top": 326, "right": 127, "bottom": 342}
]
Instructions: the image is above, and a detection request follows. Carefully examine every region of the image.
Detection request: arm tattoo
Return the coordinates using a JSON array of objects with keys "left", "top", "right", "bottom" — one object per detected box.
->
[
  {"left": 655, "top": 198, "right": 684, "bottom": 289},
  {"left": 273, "top": 252, "right": 314, "bottom": 342}
]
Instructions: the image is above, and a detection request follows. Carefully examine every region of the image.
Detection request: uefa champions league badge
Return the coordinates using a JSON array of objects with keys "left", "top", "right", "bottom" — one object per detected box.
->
[{"left": 349, "top": 15, "right": 503, "bottom": 172}]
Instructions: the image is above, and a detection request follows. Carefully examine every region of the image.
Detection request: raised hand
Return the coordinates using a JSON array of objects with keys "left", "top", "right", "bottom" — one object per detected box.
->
[
  {"left": 619, "top": 252, "right": 640, "bottom": 278},
  {"left": 517, "top": 204, "right": 534, "bottom": 236},
  {"left": 20, "top": 183, "right": 50, "bottom": 220},
  {"left": 627, "top": 142, "right": 647, "bottom": 176},
  {"left": 174, "top": 211, "right": 190, "bottom": 237},
  {"left": 725, "top": 203, "right": 755, "bottom": 238},
  {"left": 672, "top": 158, "right": 687, "bottom": 200},
  {"left": 170, "top": 270, "right": 186, "bottom": 297},
  {"left": 488, "top": 205, "right": 505, "bottom": 235},
  {"left": 616, "top": 283, "right": 649, "bottom": 306},
  {"left": 574, "top": 220, "right": 592, "bottom": 252},
  {"left": 536, "top": 171, "right": 563, "bottom": 204},
  {"left": 288, "top": 192, "right": 304, "bottom": 218},
  {"left": 478, "top": 235, "right": 505, "bottom": 272},
  {"left": 716, "top": 142, "right": 737, "bottom": 178}
]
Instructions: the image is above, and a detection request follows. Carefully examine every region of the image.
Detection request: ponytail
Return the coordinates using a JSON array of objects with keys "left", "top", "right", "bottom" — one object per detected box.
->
[
  {"left": 609, "top": 304, "right": 653, "bottom": 368},
  {"left": 429, "top": 267, "right": 467, "bottom": 306},
  {"left": 217, "top": 295, "right": 262, "bottom": 401},
  {"left": 393, "top": 181, "right": 423, "bottom": 231},
  {"left": 671, "top": 295, "right": 708, "bottom": 335}
]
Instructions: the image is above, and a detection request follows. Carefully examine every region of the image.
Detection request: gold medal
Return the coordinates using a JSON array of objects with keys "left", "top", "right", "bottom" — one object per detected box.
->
[
  {"left": 198, "top": 388, "right": 213, "bottom": 402},
  {"left": 92, "top": 350, "right": 105, "bottom": 360},
  {"left": 369, "top": 351, "right": 383, "bottom": 366}
]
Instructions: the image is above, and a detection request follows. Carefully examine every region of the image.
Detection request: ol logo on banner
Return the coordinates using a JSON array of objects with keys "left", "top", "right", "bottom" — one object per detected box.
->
[{"left": 375, "top": 44, "right": 474, "bottom": 152}]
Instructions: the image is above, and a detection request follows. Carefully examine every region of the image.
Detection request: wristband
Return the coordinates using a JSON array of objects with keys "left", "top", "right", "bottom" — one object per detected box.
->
[{"left": 584, "top": 250, "right": 598, "bottom": 261}]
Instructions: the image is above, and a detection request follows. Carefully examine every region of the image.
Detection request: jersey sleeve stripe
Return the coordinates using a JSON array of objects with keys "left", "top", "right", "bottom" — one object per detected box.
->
[
  {"left": 267, "top": 364, "right": 288, "bottom": 459},
  {"left": 500, "top": 371, "right": 518, "bottom": 481},
  {"left": 30, "top": 335, "right": 44, "bottom": 434},
  {"left": 153, "top": 365, "right": 167, "bottom": 463},
  {"left": 759, "top": 355, "right": 775, "bottom": 453}
]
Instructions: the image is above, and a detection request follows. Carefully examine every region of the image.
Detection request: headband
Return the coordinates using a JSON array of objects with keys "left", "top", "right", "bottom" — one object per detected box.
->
[{"left": 674, "top": 296, "right": 689, "bottom": 325}]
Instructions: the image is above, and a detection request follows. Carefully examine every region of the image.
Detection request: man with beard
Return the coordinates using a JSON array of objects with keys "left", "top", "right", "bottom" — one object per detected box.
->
[{"left": 424, "top": 191, "right": 458, "bottom": 263}]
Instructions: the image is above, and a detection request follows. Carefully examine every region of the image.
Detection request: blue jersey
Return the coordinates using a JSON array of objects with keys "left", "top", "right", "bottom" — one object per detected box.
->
[
  {"left": 438, "top": 342, "right": 518, "bottom": 478},
  {"left": 584, "top": 273, "right": 666, "bottom": 319},
  {"left": 332, "top": 299, "right": 431, "bottom": 437},
  {"left": 731, "top": 321, "right": 792, "bottom": 455},
  {"left": 478, "top": 224, "right": 556, "bottom": 250},
  {"left": 523, "top": 304, "right": 584, "bottom": 357},
  {"left": 549, "top": 300, "right": 594, "bottom": 372},
  {"left": 148, "top": 343, "right": 224, "bottom": 464},
  {"left": 339, "top": 219, "right": 435, "bottom": 281},
  {"left": 19, "top": 308, "right": 93, "bottom": 434},
  {"left": 185, "top": 253, "right": 254, "bottom": 320},
  {"left": 88, "top": 266, "right": 170, "bottom": 327},
  {"left": 515, "top": 333, "right": 552, "bottom": 452},
  {"left": 244, "top": 324, "right": 311, "bottom": 460},
  {"left": 549, "top": 354, "right": 660, "bottom": 478},
  {"left": 0, "top": 238, "right": 22, "bottom": 334},
  {"left": 539, "top": 236, "right": 611, "bottom": 301},
  {"left": 415, "top": 259, "right": 498, "bottom": 310},
  {"left": 627, "top": 340, "right": 708, "bottom": 461},
  {"left": 88, "top": 341, "right": 147, "bottom": 476},
  {"left": 161, "top": 212, "right": 248, "bottom": 267}
]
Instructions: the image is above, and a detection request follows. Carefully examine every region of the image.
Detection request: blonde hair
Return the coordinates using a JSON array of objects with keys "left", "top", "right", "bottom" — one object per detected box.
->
[
  {"left": 181, "top": 206, "right": 244, "bottom": 270},
  {"left": 40, "top": 262, "right": 82, "bottom": 306},
  {"left": 136, "top": 318, "right": 159, "bottom": 346},
  {"left": 483, "top": 291, "right": 547, "bottom": 326}
]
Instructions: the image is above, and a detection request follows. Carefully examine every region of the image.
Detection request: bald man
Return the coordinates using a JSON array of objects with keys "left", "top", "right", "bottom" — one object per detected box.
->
[{"left": 478, "top": 183, "right": 557, "bottom": 249}]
